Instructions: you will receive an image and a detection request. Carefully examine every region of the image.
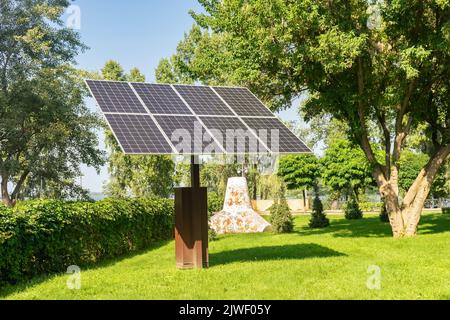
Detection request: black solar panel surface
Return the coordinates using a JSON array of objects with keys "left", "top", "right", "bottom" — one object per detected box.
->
[
  {"left": 199, "top": 116, "right": 269, "bottom": 153},
  {"left": 154, "top": 115, "right": 222, "bottom": 154},
  {"left": 86, "top": 80, "right": 147, "bottom": 114},
  {"left": 86, "top": 80, "right": 311, "bottom": 154},
  {"left": 173, "top": 85, "right": 234, "bottom": 116},
  {"left": 132, "top": 83, "right": 192, "bottom": 115},
  {"left": 212, "top": 87, "right": 274, "bottom": 117},
  {"left": 104, "top": 114, "right": 173, "bottom": 154},
  {"left": 242, "top": 117, "right": 310, "bottom": 153}
]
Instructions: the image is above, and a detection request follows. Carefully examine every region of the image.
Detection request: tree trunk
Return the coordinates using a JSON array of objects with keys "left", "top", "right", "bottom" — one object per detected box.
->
[
  {"left": 1, "top": 175, "right": 13, "bottom": 207},
  {"left": 383, "top": 145, "right": 450, "bottom": 237},
  {"left": 302, "top": 189, "right": 306, "bottom": 209}
]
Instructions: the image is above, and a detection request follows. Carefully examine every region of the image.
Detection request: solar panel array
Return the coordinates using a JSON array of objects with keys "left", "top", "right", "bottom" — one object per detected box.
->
[{"left": 86, "top": 80, "right": 310, "bottom": 155}]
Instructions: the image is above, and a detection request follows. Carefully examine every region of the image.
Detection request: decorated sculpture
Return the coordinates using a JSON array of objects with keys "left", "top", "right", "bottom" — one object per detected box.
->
[{"left": 210, "top": 177, "right": 272, "bottom": 234}]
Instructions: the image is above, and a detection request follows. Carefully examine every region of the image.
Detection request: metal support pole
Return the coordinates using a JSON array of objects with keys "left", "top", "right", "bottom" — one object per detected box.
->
[{"left": 191, "top": 155, "right": 200, "bottom": 188}]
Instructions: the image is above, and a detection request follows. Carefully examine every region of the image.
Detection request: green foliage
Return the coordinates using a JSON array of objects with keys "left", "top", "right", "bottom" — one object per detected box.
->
[
  {"left": 399, "top": 150, "right": 449, "bottom": 198},
  {"left": 200, "top": 162, "right": 239, "bottom": 198},
  {"left": 321, "top": 139, "right": 375, "bottom": 199},
  {"left": 278, "top": 154, "right": 320, "bottom": 191},
  {"left": 269, "top": 184, "right": 293, "bottom": 233},
  {"left": 309, "top": 196, "right": 329, "bottom": 228},
  {"left": 208, "top": 192, "right": 223, "bottom": 216},
  {"left": 101, "top": 60, "right": 127, "bottom": 81},
  {"left": 0, "top": 198, "right": 174, "bottom": 285},
  {"left": 161, "top": 0, "right": 450, "bottom": 225},
  {"left": 442, "top": 207, "right": 450, "bottom": 214},
  {"left": 0, "top": 0, "right": 104, "bottom": 205},
  {"left": 358, "top": 201, "right": 383, "bottom": 212},
  {"left": 3, "top": 214, "right": 450, "bottom": 300},
  {"left": 380, "top": 202, "right": 390, "bottom": 223},
  {"left": 344, "top": 198, "right": 363, "bottom": 220},
  {"left": 128, "top": 68, "right": 146, "bottom": 82}
]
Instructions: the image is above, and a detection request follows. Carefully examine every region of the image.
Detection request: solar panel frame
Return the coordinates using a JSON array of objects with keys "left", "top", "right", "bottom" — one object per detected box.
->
[
  {"left": 212, "top": 86, "right": 275, "bottom": 117},
  {"left": 85, "top": 79, "right": 311, "bottom": 155},
  {"left": 86, "top": 80, "right": 148, "bottom": 114}
]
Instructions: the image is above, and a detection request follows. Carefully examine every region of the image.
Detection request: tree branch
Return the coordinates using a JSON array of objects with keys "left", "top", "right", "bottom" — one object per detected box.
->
[{"left": 403, "top": 144, "right": 450, "bottom": 208}]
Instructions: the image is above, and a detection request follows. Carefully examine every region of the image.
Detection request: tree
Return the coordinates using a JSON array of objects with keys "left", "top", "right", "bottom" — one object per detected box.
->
[
  {"left": 321, "top": 139, "right": 375, "bottom": 201},
  {"left": 128, "top": 68, "right": 146, "bottom": 83},
  {"left": 161, "top": 0, "right": 450, "bottom": 237},
  {"left": 101, "top": 61, "right": 175, "bottom": 198},
  {"left": 278, "top": 154, "right": 320, "bottom": 209},
  {"left": 344, "top": 197, "right": 364, "bottom": 220},
  {"left": 270, "top": 182, "right": 294, "bottom": 233},
  {"left": 101, "top": 61, "right": 127, "bottom": 81},
  {"left": 0, "top": 0, "right": 105, "bottom": 206},
  {"left": 309, "top": 195, "right": 330, "bottom": 228}
]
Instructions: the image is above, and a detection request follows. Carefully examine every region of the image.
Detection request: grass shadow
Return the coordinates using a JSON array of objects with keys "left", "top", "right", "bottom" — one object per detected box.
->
[
  {"left": 0, "top": 239, "right": 171, "bottom": 298},
  {"left": 297, "top": 216, "right": 392, "bottom": 238},
  {"left": 295, "top": 213, "right": 450, "bottom": 238},
  {"left": 209, "top": 243, "right": 345, "bottom": 266}
]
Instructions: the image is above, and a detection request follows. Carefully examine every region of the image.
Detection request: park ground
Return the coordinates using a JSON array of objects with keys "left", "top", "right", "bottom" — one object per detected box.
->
[{"left": 1, "top": 212, "right": 450, "bottom": 300}]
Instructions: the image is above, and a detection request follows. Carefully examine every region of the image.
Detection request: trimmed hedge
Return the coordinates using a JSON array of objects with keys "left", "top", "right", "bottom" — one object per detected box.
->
[{"left": 0, "top": 198, "right": 174, "bottom": 285}]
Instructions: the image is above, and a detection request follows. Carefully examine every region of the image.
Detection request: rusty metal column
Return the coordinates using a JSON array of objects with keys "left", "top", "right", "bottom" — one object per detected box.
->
[{"left": 175, "top": 155, "right": 208, "bottom": 269}]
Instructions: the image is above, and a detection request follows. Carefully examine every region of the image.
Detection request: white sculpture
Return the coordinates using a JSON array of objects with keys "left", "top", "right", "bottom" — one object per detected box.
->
[{"left": 209, "top": 177, "right": 272, "bottom": 234}]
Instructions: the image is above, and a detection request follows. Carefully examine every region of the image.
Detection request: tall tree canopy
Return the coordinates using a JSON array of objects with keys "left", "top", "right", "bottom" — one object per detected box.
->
[
  {"left": 101, "top": 61, "right": 175, "bottom": 198},
  {"left": 320, "top": 139, "right": 375, "bottom": 200},
  {"left": 0, "top": 0, "right": 105, "bottom": 206},
  {"left": 159, "top": 0, "right": 450, "bottom": 237}
]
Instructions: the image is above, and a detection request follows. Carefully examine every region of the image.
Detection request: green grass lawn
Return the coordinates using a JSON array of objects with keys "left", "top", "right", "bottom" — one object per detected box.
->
[{"left": 2, "top": 212, "right": 450, "bottom": 300}]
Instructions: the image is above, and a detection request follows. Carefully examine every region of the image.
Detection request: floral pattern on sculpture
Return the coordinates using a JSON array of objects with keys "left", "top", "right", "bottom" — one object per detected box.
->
[{"left": 210, "top": 177, "right": 272, "bottom": 234}]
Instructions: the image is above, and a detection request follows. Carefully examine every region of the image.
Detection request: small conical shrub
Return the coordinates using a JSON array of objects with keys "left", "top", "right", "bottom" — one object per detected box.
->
[
  {"left": 309, "top": 195, "right": 330, "bottom": 228},
  {"left": 379, "top": 202, "right": 389, "bottom": 223},
  {"left": 270, "top": 184, "right": 293, "bottom": 233},
  {"left": 344, "top": 198, "right": 363, "bottom": 220}
]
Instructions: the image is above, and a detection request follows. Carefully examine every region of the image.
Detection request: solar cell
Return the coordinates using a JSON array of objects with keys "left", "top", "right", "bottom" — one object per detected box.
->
[
  {"left": 86, "top": 80, "right": 147, "bottom": 114},
  {"left": 199, "top": 116, "right": 269, "bottom": 153},
  {"left": 104, "top": 114, "right": 173, "bottom": 154},
  {"left": 85, "top": 80, "right": 311, "bottom": 155},
  {"left": 241, "top": 117, "right": 310, "bottom": 153},
  {"left": 213, "top": 87, "right": 274, "bottom": 117},
  {"left": 131, "top": 83, "right": 192, "bottom": 115},
  {"left": 173, "top": 85, "right": 234, "bottom": 116},
  {"left": 154, "top": 115, "right": 223, "bottom": 154}
]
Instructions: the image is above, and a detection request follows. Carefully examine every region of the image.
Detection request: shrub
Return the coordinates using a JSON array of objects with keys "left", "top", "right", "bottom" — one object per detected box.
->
[
  {"left": 380, "top": 202, "right": 390, "bottom": 222},
  {"left": 344, "top": 198, "right": 363, "bottom": 220},
  {"left": 0, "top": 198, "right": 174, "bottom": 285},
  {"left": 208, "top": 192, "right": 223, "bottom": 215},
  {"left": 270, "top": 184, "right": 293, "bottom": 233},
  {"left": 359, "top": 202, "right": 383, "bottom": 212},
  {"left": 442, "top": 207, "right": 450, "bottom": 214},
  {"left": 309, "top": 196, "right": 330, "bottom": 228}
]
